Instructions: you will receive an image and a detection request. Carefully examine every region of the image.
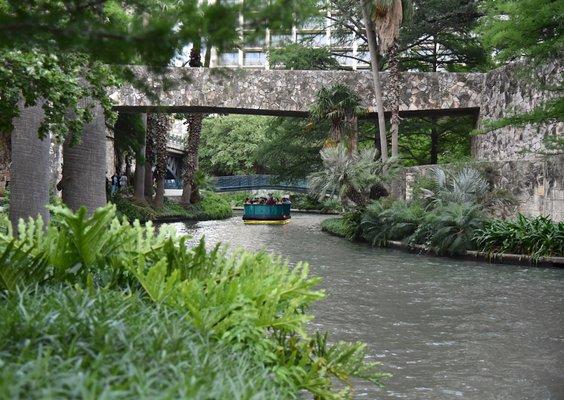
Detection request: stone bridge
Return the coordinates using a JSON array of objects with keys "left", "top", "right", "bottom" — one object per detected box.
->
[{"left": 110, "top": 67, "right": 484, "bottom": 118}]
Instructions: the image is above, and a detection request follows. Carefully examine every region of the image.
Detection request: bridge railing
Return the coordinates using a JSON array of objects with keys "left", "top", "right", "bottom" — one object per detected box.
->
[{"left": 213, "top": 175, "right": 308, "bottom": 193}]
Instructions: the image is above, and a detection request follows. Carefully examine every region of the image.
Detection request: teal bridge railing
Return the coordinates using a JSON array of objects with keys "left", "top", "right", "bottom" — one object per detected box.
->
[{"left": 212, "top": 175, "right": 308, "bottom": 193}]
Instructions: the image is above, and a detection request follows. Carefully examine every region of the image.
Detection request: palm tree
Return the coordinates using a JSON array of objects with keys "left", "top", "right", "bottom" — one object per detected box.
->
[
  {"left": 9, "top": 100, "right": 51, "bottom": 231},
  {"left": 367, "top": 0, "right": 411, "bottom": 158},
  {"left": 132, "top": 114, "right": 147, "bottom": 204},
  {"left": 180, "top": 113, "right": 204, "bottom": 206},
  {"left": 307, "top": 144, "right": 390, "bottom": 209},
  {"left": 152, "top": 113, "right": 171, "bottom": 209},
  {"left": 61, "top": 102, "right": 107, "bottom": 214},
  {"left": 310, "top": 84, "right": 363, "bottom": 153},
  {"left": 144, "top": 113, "right": 156, "bottom": 201},
  {"left": 362, "top": 1, "right": 388, "bottom": 161},
  {"left": 180, "top": 44, "right": 205, "bottom": 206}
]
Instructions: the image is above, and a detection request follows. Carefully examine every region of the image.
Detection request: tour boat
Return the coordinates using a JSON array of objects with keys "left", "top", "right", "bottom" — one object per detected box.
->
[{"left": 243, "top": 203, "right": 291, "bottom": 225}]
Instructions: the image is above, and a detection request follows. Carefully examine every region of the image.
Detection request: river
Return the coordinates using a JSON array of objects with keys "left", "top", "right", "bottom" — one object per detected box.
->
[{"left": 168, "top": 213, "right": 564, "bottom": 400}]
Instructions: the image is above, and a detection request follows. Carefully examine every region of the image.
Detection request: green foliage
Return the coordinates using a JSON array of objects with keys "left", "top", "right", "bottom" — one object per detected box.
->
[
  {"left": 113, "top": 112, "right": 147, "bottom": 162},
  {"left": 112, "top": 195, "right": 158, "bottom": 222},
  {"left": 268, "top": 43, "right": 341, "bottom": 70},
  {"left": 0, "top": 212, "right": 9, "bottom": 236},
  {"left": 321, "top": 211, "right": 363, "bottom": 241},
  {"left": 0, "top": 0, "right": 318, "bottom": 141},
  {"left": 187, "top": 191, "right": 233, "bottom": 221},
  {"left": 218, "top": 191, "right": 254, "bottom": 207},
  {"left": 308, "top": 145, "right": 393, "bottom": 208},
  {"left": 361, "top": 200, "right": 425, "bottom": 246},
  {"left": 476, "top": 0, "right": 563, "bottom": 131},
  {"left": 426, "top": 202, "right": 485, "bottom": 255},
  {"left": 0, "top": 50, "right": 117, "bottom": 142},
  {"left": 414, "top": 166, "right": 516, "bottom": 213},
  {"left": 360, "top": 199, "right": 485, "bottom": 255},
  {"left": 474, "top": 214, "right": 564, "bottom": 259},
  {"left": 477, "top": 0, "right": 563, "bottom": 65},
  {"left": 0, "top": 204, "right": 387, "bottom": 398},
  {"left": 112, "top": 192, "right": 232, "bottom": 223},
  {"left": 257, "top": 117, "right": 327, "bottom": 182},
  {"left": 0, "top": 287, "right": 284, "bottom": 399},
  {"left": 398, "top": 116, "right": 473, "bottom": 166},
  {"left": 199, "top": 115, "right": 271, "bottom": 176},
  {"left": 400, "top": 0, "right": 489, "bottom": 72}
]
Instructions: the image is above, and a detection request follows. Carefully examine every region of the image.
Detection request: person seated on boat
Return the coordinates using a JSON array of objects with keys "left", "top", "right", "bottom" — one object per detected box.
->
[
  {"left": 244, "top": 197, "right": 251, "bottom": 204},
  {"left": 259, "top": 197, "right": 266, "bottom": 205},
  {"left": 281, "top": 195, "right": 291, "bottom": 204},
  {"left": 266, "top": 194, "right": 277, "bottom": 205}
]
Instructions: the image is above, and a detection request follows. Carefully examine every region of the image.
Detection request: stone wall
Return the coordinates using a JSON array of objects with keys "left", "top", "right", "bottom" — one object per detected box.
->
[
  {"left": 401, "top": 155, "right": 564, "bottom": 221},
  {"left": 111, "top": 67, "right": 484, "bottom": 116},
  {"left": 473, "top": 62, "right": 563, "bottom": 161}
]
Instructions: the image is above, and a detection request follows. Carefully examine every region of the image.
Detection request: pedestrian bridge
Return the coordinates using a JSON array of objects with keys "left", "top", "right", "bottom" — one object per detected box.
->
[
  {"left": 215, "top": 175, "right": 309, "bottom": 193},
  {"left": 111, "top": 67, "right": 483, "bottom": 118}
]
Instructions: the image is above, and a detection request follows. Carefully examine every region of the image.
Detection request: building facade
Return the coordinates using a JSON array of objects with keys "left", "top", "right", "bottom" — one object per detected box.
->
[{"left": 198, "top": 1, "right": 368, "bottom": 70}]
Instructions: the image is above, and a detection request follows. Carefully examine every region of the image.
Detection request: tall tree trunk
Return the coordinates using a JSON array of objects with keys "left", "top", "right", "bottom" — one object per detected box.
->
[
  {"left": 430, "top": 116, "right": 439, "bottom": 164},
  {"left": 9, "top": 100, "right": 50, "bottom": 231},
  {"left": 388, "top": 40, "right": 401, "bottom": 158},
  {"left": 133, "top": 114, "right": 147, "bottom": 203},
  {"left": 0, "top": 131, "right": 11, "bottom": 196},
  {"left": 362, "top": 1, "right": 388, "bottom": 162},
  {"left": 345, "top": 114, "right": 358, "bottom": 154},
  {"left": 153, "top": 114, "right": 170, "bottom": 209},
  {"left": 180, "top": 114, "right": 203, "bottom": 206},
  {"left": 62, "top": 102, "right": 107, "bottom": 214},
  {"left": 145, "top": 113, "right": 155, "bottom": 201}
]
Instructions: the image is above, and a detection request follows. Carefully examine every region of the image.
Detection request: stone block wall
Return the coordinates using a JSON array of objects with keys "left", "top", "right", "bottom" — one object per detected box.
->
[
  {"left": 473, "top": 62, "right": 563, "bottom": 161},
  {"left": 401, "top": 155, "right": 564, "bottom": 221}
]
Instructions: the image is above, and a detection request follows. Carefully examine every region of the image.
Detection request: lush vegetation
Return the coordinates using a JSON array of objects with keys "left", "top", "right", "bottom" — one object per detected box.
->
[
  {"left": 0, "top": 205, "right": 388, "bottom": 398},
  {"left": 318, "top": 166, "right": 562, "bottom": 261},
  {"left": 112, "top": 192, "right": 232, "bottom": 223},
  {"left": 474, "top": 215, "right": 564, "bottom": 259},
  {"left": 0, "top": 287, "right": 283, "bottom": 399}
]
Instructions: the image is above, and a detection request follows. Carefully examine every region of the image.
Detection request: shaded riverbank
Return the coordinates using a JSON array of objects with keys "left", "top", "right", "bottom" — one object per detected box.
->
[{"left": 167, "top": 213, "right": 564, "bottom": 400}]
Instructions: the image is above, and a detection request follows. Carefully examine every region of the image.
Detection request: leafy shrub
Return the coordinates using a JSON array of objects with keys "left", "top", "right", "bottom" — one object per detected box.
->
[
  {"left": 112, "top": 195, "right": 158, "bottom": 222},
  {"left": 192, "top": 191, "right": 233, "bottom": 220},
  {"left": 321, "top": 211, "right": 362, "bottom": 241},
  {"left": 0, "top": 212, "right": 10, "bottom": 236},
  {"left": 0, "top": 204, "right": 385, "bottom": 398},
  {"left": 218, "top": 191, "right": 253, "bottom": 207},
  {"left": 0, "top": 287, "right": 283, "bottom": 399},
  {"left": 427, "top": 202, "right": 486, "bottom": 255},
  {"left": 361, "top": 200, "right": 425, "bottom": 246},
  {"left": 112, "top": 192, "right": 232, "bottom": 222},
  {"left": 415, "top": 166, "right": 516, "bottom": 214},
  {"left": 321, "top": 217, "right": 351, "bottom": 239},
  {"left": 474, "top": 214, "right": 564, "bottom": 259}
]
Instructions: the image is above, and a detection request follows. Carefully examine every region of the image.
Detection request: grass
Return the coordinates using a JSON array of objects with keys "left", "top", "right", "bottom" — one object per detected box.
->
[
  {"left": 0, "top": 287, "right": 282, "bottom": 399},
  {"left": 113, "top": 191, "right": 232, "bottom": 223},
  {"left": 321, "top": 217, "right": 354, "bottom": 239}
]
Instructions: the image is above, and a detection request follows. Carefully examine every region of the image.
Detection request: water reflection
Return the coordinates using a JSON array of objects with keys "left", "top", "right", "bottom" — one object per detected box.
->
[{"left": 167, "top": 213, "right": 564, "bottom": 400}]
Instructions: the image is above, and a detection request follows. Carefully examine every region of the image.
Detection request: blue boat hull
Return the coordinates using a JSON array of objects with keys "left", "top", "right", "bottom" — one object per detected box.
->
[{"left": 243, "top": 204, "right": 291, "bottom": 221}]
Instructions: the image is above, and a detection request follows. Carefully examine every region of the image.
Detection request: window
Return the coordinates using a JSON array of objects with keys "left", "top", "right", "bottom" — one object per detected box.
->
[
  {"left": 270, "top": 32, "right": 293, "bottom": 47},
  {"left": 300, "top": 16, "right": 325, "bottom": 31},
  {"left": 297, "top": 33, "right": 327, "bottom": 47},
  {"left": 244, "top": 51, "right": 265, "bottom": 66},
  {"left": 220, "top": 52, "right": 239, "bottom": 66}
]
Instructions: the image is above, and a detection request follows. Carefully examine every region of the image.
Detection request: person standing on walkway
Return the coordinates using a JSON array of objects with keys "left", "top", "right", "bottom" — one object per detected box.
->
[{"left": 111, "top": 173, "right": 119, "bottom": 196}]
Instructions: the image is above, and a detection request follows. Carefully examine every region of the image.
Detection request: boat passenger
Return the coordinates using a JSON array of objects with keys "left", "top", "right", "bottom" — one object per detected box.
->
[{"left": 266, "top": 194, "right": 276, "bottom": 205}]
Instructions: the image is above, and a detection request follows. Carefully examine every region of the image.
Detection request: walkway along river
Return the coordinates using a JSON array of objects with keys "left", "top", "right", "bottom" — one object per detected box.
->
[{"left": 168, "top": 213, "right": 564, "bottom": 400}]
